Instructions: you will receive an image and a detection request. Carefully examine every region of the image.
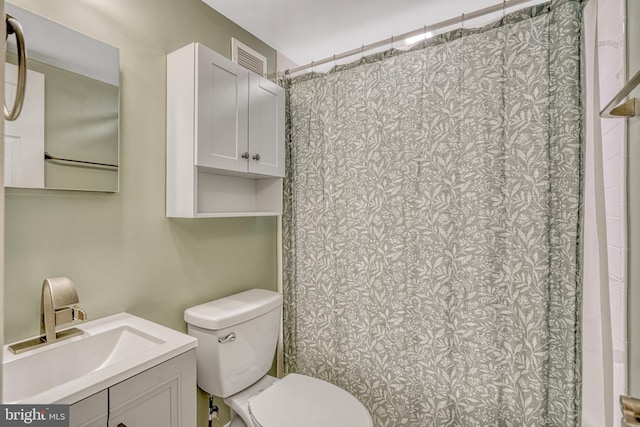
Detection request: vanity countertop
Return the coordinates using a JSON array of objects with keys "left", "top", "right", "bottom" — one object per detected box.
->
[{"left": 2, "top": 312, "right": 197, "bottom": 404}]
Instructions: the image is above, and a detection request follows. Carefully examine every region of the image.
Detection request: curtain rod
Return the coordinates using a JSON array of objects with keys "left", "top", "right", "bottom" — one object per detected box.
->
[{"left": 285, "top": 0, "right": 541, "bottom": 76}]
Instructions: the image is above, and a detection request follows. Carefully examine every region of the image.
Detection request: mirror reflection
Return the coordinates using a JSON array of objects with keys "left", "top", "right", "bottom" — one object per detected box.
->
[{"left": 4, "top": 3, "right": 120, "bottom": 192}]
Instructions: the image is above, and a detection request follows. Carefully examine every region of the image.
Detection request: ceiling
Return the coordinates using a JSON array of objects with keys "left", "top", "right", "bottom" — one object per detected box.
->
[{"left": 202, "top": 0, "right": 544, "bottom": 70}]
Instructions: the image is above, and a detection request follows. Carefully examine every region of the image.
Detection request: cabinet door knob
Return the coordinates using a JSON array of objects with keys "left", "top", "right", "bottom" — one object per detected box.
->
[
  {"left": 252, "top": 154, "right": 261, "bottom": 161},
  {"left": 241, "top": 152, "right": 250, "bottom": 159}
]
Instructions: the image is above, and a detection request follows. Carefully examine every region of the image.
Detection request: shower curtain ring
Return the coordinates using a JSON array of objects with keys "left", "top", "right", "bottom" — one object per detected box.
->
[
  {"left": 503, "top": 0, "right": 507, "bottom": 19},
  {"left": 461, "top": 13, "right": 465, "bottom": 31}
]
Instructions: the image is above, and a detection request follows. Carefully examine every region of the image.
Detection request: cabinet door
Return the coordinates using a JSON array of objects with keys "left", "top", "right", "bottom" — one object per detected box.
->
[
  {"left": 248, "top": 74, "right": 285, "bottom": 177},
  {"left": 69, "top": 390, "right": 108, "bottom": 427},
  {"left": 108, "top": 351, "right": 196, "bottom": 427},
  {"left": 196, "top": 45, "right": 249, "bottom": 173}
]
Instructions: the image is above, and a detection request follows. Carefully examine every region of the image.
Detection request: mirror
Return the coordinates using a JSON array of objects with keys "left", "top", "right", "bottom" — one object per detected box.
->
[{"left": 4, "top": 3, "right": 119, "bottom": 192}]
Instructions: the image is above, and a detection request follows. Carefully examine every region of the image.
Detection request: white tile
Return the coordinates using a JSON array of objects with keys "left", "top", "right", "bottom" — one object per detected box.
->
[
  {"left": 598, "top": 46, "right": 623, "bottom": 83},
  {"left": 609, "top": 282, "right": 626, "bottom": 354},
  {"left": 608, "top": 245, "right": 623, "bottom": 279},
  {"left": 609, "top": 279, "right": 623, "bottom": 311},
  {"left": 620, "top": 247, "right": 628, "bottom": 281},
  {"left": 603, "top": 155, "right": 623, "bottom": 189},
  {"left": 598, "top": 0, "right": 623, "bottom": 46},
  {"left": 605, "top": 187, "right": 621, "bottom": 218},
  {"left": 600, "top": 69, "right": 625, "bottom": 110},
  {"left": 602, "top": 122, "right": 624, "bottom": 156},
  {"left": 606, "top": 219, "right": 622, "bottom": 248},
  {"left": 598, "top": 2, "right": 627, "bottom": 419},
  {"left": 601, "top": 110, "right": 622, "bottom": 138},
  {"left": 614, "top": 361, "right": 627, "bottom": 392}
]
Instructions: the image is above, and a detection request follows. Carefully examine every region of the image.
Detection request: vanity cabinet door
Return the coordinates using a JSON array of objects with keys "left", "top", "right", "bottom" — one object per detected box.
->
[
  {"left": 108, "top": 350, "right": 196, "bottom": 427},
  {"left": 195, "top": 44, "right": 249, "bottom": 173},
  {"left": 247, "top": 73, "right": 285, "bottom": 177},
  {"left": 69, "top": 390, "right": 108, "bottom": 427}
]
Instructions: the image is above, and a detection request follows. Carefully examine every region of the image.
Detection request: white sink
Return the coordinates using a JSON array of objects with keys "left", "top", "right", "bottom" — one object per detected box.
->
[{"left": 2, "top": 313, "right": 197, "bottom": 404}]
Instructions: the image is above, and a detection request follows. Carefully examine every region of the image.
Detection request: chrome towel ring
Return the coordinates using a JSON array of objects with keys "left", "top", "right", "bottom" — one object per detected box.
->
[{"left": 5, "top": 13, "right": 26, "bottom": 121}]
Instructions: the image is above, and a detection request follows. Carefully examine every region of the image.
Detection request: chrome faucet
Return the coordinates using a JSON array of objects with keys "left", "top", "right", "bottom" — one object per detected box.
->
[
  {"left": 41, "top": 276, "right": 87, "bottom": 343},
  {"left": 8, "top": 276, "right": 87, "bottom": 354}
]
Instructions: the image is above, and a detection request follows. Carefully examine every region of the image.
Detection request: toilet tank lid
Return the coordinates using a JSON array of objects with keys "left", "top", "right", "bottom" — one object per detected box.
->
[{"left": 184, "top": 289, "right": 282, "bottom": 330}]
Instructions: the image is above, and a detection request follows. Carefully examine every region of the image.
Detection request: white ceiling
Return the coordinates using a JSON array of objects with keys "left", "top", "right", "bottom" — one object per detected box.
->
[{"left": 202, "top": 0, "right": 544, "bottom": 70}]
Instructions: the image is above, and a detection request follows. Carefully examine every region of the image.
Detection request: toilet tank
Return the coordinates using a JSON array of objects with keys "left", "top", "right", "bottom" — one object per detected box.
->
[{"left": 184, "top": 289, "right": 282, "bottom": 398}]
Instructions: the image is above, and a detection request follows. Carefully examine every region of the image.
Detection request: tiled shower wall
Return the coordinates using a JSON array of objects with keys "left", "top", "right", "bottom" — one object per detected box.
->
[{"left": 598, "top": 0, "right": 627, "bottom": 421}]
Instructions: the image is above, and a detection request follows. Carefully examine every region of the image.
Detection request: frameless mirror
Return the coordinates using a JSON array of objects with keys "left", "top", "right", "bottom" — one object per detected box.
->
[{"left": 4, "top": 3, "right": 120, "bottom": 192}]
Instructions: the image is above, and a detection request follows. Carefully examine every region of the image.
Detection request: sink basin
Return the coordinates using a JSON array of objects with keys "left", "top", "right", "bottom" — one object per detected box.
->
[{"left": 2, "top": 313, "right": 197, "bottom": 404}]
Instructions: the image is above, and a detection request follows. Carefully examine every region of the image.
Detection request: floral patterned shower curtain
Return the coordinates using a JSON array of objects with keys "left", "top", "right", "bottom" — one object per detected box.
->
[{"left": 283, "top": 1, "right": 584, "bottom": 426}]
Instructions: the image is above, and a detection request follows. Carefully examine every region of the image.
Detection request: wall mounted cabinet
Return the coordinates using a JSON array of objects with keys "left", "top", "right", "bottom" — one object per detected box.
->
[{"left": 167, "top": 42, "right": 285, "bottom": 218}]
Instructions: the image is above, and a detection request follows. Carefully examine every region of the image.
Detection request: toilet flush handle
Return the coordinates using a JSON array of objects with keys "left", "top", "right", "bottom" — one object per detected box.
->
[{"left": 218, "top": 332, "right": 236, "bottom": 343}]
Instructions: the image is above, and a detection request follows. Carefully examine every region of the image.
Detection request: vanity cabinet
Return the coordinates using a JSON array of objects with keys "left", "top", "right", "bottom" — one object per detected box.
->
[
  {"left": 166, "top": 42, "right": 285, "bottom": 218},
  {"left": 69, "top": 390, "right": 108, "bottom": 427},
  {"left": 69, "top": 350, "right": 196, "bottom": 427}
]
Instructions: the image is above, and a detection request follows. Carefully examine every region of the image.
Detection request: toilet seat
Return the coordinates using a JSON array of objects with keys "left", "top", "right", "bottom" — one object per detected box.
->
[{"left": 248, "top": 374, "right": 373, "bottom": 427}]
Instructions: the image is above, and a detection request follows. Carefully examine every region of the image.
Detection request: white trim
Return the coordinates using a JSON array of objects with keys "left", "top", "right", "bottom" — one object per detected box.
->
[{"left": 276, "top": 215, "right": 284, "bottom": 378}]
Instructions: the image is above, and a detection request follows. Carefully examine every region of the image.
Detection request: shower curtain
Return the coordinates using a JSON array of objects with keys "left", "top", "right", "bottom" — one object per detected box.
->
[{"left": 283, "top": 1, "right": 584, "bottom": 426}]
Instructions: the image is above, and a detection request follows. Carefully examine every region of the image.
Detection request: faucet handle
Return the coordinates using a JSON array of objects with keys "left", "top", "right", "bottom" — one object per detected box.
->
[
  {"left": 54, "top": 308, "right": 74, "bottom": 325},
  {"left": 73, "top": 306, "right": 87, "bottom": 321},
  {"left": 53, "top": 306, "right": 86, "bottom": 325}
]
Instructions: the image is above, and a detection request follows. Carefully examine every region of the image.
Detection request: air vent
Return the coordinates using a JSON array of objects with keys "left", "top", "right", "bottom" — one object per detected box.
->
[{"left": 232, "top": 38, "right": 267, "bottom": 77}]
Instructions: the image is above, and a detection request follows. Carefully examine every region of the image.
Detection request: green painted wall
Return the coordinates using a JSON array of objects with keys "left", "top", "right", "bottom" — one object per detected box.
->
[
  {"left": 3, "top": 1, "right": 278, "bottom": 425},
  {"left": 628, "top": 0, "right": 640, "bottom": 397}
]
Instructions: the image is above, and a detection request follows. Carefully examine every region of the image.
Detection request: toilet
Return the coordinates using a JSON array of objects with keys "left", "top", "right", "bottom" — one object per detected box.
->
[{"left": 184, "top": 289, "right": 373, "bottom": 427}]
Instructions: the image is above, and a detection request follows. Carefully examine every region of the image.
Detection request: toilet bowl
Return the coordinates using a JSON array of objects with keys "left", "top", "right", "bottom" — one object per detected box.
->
[{"left": 184, "top": 289, "right": 372, "bottom": 427}]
